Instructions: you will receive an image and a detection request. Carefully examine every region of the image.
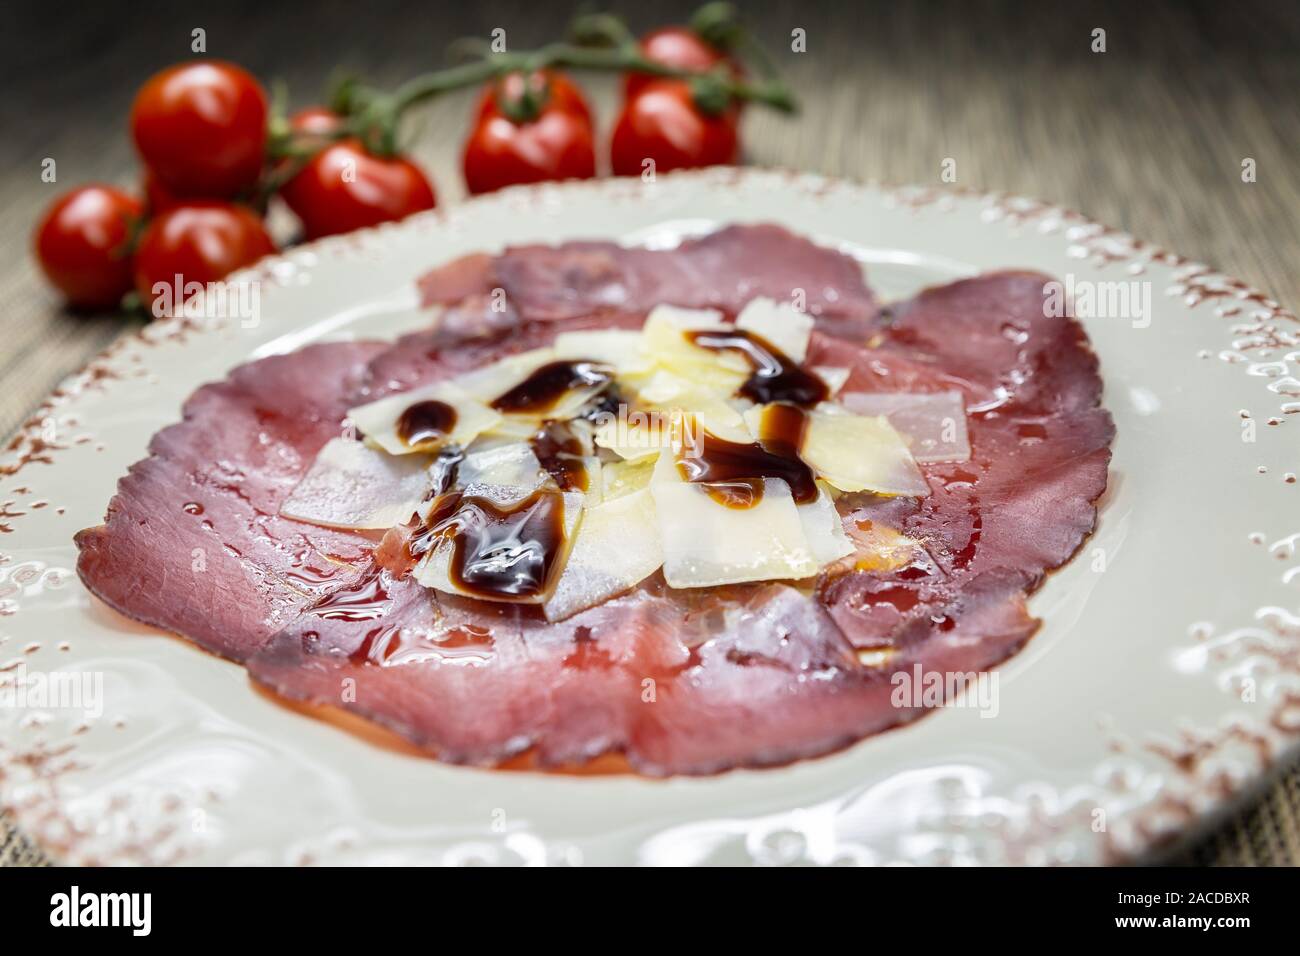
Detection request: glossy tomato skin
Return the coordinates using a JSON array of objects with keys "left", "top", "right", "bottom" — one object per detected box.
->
[
  {"left": 462, "top": 77, "right": 597, "bottom": 195},
  {"left": 267, "top": 108, "right": 343, "bottom": 189},
  {"left": 133, "top": 202, "right": 275, "bottom": 313},
  {"left": 625, "top": 27, "right": 728, "bottom": 98},
  {"left": 288, "top": 106, "right": 344, "bottom": 138},
  {"left": 475, "top": 70, "right": 592, "bottom": 126},
  {"left": 33, "top": 185, "right": 143, "bottom": 310},
  {"left": 130, "top": 61, "right": 268, "bottom": 198},
  {"left": 610, "top": 80, "right": 739, "bottom": 177},
  {"left": 143, "top": 169, "right": 183, "bottom": 214},
  {"left": 280, "top": 139, "right": 436, "bottom": 240}
]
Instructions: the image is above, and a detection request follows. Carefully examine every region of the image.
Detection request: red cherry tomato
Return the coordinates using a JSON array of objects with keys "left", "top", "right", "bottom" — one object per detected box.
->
[
  {"left": 142, "top": 170, "right": 183, "bottom": 214},
  {"left": 280, "top": 139, "right": 437, "bottom": 240},
  {"left": 610, "top": 80, "right": 739, "bottom": 177},
  {"left": 133, "top": 202, "right": 275, "bottom": 313},
  {"left": 474, "top": 70, "right": 592, "bottom": 126},
  {"left": 289, "top": 106, "right": 344, "bottom": 139},
  {"left": 130, "top": 61, "right": 268, "bottom": 198},
  {"left": 33, "top": 185, "right": 143, "bottom": 310},
  {"left": 625, "top": 26, "right": 729, "bottom": 98},
  {"left": 462, "top": 73, "right": 596, "bottom": 195},
  {"left": 266, "top": 108, "right": 345, "bottom": 188}
]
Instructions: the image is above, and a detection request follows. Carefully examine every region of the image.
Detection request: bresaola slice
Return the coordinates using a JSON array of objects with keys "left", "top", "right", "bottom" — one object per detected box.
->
[
  {"left": 77, "top": 230, "right": 1113, "bottom": 776},
  {"left": 246, "top": 269, "right": 1110, "bottom": 775},
  {"left": 418, "top": 224, "right": 879, "bottom": 338},
  {"left": 76, "top": 343, "right": 385, "bottom": 661},
  {"left": 814, "top": 273, "right": 1114, "bottom": 652},
  {"left": 395, "top": 225, "right": 877, "bottom": 401}
]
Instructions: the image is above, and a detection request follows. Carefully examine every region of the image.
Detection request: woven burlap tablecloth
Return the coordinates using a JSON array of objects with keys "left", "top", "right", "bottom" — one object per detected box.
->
[{"left": 2, "top": 0, "right": 1298, "bottom": 866}]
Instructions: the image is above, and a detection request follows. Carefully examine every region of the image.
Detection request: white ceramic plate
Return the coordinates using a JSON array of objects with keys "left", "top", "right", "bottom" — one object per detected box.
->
[{"left": 2, "top": 169, "right": 1297, "bottom": 866}]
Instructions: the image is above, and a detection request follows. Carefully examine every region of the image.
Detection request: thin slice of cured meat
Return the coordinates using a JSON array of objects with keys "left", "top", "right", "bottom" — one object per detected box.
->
[
  {"left": 76, "top": 342, "right": 388, "bottom": 661},
  {"left": 391, "top": 224, "right": 878, "bottom": 402},
  {"left": 241, "top": 269, "right": 1112, "bottom": 775},
  {"left": 77, "top": 231, "right": 1113, "bottom": 775},
  {"left": 418, "top": 223, "right": 879, "bottom": 339},
  {"left": 812, "top": 272, "right": 1114, "bottom": 651},
  {"left": 360, "top": 307, "right": 646, "bottom": 403}
]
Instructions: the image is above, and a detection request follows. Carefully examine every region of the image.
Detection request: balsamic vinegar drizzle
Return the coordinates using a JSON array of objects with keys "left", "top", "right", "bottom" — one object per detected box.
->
[
  {"left": 374, "top": 333, "right": 827, "bottom": 597},
  {"left": 575, "top": 385, "right": 624, "bottom": 424},
  {"left": 425, "top": 445, "right": 464, "bottom": 501},
  {"left": 392, "top": 357, "right": 616, "bottom": 600},
  {"left": 396, "top": 399, "right": 458, "bottom": 449},
  {"left": 685, "top": 328, "right": 829, "bottom": 406},
  {"left": 412, "top": 488, "right": 569, "bottom": 600},
  {"left": 307, "top": 565, "right": 391, "bottom": 622},
  {"left": 676, "top": 405, "right": 817, "bottom": 509},
  {"left": 349, "top": 622, "right": 494, "bottom": 667},
  {"left": 531, "top": 419, "right": 590, "bottom": 492},
  {"left": 490, "top": 360, "right": 614, "bottom": 415}
]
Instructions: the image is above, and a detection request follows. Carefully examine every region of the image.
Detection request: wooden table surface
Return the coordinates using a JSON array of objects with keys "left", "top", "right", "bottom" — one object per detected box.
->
[{"left": 3, "top": 0, "right": 1298, "bottom": 866}]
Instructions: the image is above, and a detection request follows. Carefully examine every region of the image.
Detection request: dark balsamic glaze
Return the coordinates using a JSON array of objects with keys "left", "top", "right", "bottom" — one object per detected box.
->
[
  {"left": 396, "top": 399, "right": 458, "bottom": 449},
  {"left": 412, "top": 488, "right": 569, "bottom": 600},
  {"left": 531, "top": 420, "right": 590, "bottom": 492},
  {"left": 425, "top": 445, "right": 464, "bottom": 501},
  {"left": 685, "top": 328, "right": 829, "bottom": 406},
  {"left": 676, "top": 404, "right": 816, "bottom": 509},
  {"left": 575, "top": 385, "right": 623, "bottom": 423},
  {"left": 490, "top": 360, "right": 613, "bottom": 415},
  {"left": 349, "top": 623, "right": 493, "bottom": 666},
  {"left": 307, "top": 565, "right": 391, "bottom": 622}
]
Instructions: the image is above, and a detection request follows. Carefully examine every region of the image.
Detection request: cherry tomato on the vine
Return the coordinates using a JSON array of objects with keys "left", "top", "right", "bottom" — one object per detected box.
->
[
  {"left": 268, "top": 108, "right": 344, "bottom": 190},
  {"left": 625, "top": 26, "right": 731, "bottom": 99},
  {"left": 130, "top": 61, "right": 268, "bottom": 198},
  {"left": 610, "top": 80, "right": 739, "bottom": 177},
  {"left": 280, "top": 139, "right": 436, "bottom": 240},
  {"left": 142, "top": 170, "right": 184, "bottom": 215},
  {"left": 33, "top": 185, "right": 143, "bottom": 310},
  {"left": 289, "top": 106, "right": 345, "bottom": 139},
  {"left": 133, "top": 202, "right": 275, "bottom": 314},
  {"left": 463, "top": 71, "right": 596, "bottom": 195},
  {"left": 474, "top": 70, "right": 593, "bottom": 126}
]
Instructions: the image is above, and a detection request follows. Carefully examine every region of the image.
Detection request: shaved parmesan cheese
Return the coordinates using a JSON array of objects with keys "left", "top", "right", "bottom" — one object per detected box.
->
[
  {"left": 281, "top": 438, "right": 429, "bottom": 530},
  {"left": 813, "top": 366, "right": 851, "bottom": 395},
  {"left": 838, "top": 391, "right": 970, "bottom": 463},
  {"left": 570, "top": 458, "right": 605, "bottom": 502},
  {"left": 744, "top": 403, "right": 929, "bottom": 498},
  {"left": 552, "top": 329, "right": 651, "bottom": 375},
  {"left": 650, "top": 449, "right": 817, "bottom": 587},
  {"left": 412, "top": 483, "right": 584, "bottom": 604},
  {"left": 459, "top": 442, "right": 544, "bottom": 489},
  {"left": 601, "top": 456, "right": 657, "bottom": 501},
  {"left": 641, "top": 304, "right": 729, "bottom": 338},
  {"left": 452, "top": 348, "right": 556, "bottom": 401},
  {"left": 591, "top": 367, "right": 751, "bottom": 460},
  {"left": 735, "top": 297, "right": 814, "bottom": 364},
  {"left": 798, "top": 482, "right": 855, "bottom": 565},
  {"left": 637, "top": 371, "right": 751, "bottom": 441},
  {"left": 477, "top": 416, "right": 540, "bottom": 442},
  {"left": 544, "top": 488, "right": 663, "bottom": 622},
  {"left": 640, "top": 305, "right": 749, "bottom": 393},
  {"left": 592, "top": 408, "right": 665, "bottom": 461},
  {"left": 348, "top": 381, "right": 500, "bottom": 456}
]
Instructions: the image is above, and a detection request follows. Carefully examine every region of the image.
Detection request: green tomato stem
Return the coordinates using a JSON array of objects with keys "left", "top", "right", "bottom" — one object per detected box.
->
[{"left": 264, "top": 6, "right": 797, "bottom": 171}]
